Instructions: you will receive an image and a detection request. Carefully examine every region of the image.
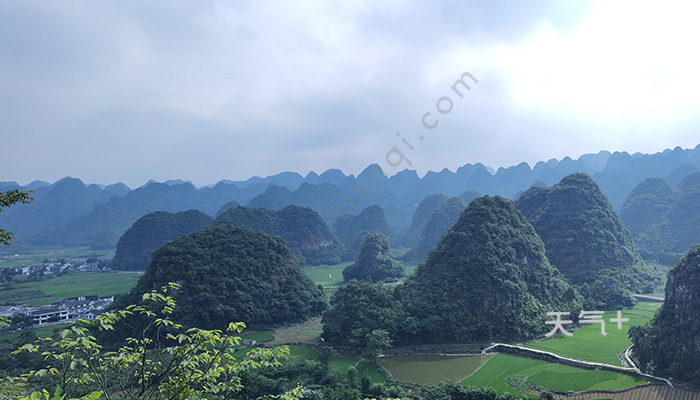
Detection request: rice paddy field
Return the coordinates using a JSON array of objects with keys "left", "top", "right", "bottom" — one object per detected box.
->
[
  {"left": 461, "top": 353, "right": 648, "bottom": 398},
  {"left": 379, "top": 355, "right": 491, "bottom": 386},
  {"left": 0, "top": 272, "right": 142, "bottom": 306},
  {"left": 525, "top": 303, "right": 661, "bottom": 366},
  {"left": 0, "top": 245, "right": 113, "bottom": 269}
]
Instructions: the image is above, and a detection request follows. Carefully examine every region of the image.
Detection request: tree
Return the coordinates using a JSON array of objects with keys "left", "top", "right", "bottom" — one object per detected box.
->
[
  {"left": 10, "top": 283, "right": 301, "bottom": 400},
  {"left": 366, "top": 329, "right": 392, "bottom": 360},
  {"left": 0, "top": 189, "right": 33, "bottom": 245}
]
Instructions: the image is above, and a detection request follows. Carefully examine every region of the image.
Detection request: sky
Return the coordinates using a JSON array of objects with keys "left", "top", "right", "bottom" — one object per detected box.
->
[{"left": 2, "top": 0, "right": 700, "bottom": 188}]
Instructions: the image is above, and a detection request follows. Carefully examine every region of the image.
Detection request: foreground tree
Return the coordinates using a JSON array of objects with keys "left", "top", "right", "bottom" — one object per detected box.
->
[
  {"left": 10, "top": 283, "right": 299, "bottom": 400},
  {"left": 0, "top": 189, "right": 33, "bottom": 245}
]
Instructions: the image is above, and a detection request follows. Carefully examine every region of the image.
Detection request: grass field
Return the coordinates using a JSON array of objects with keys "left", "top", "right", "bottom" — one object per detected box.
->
[
  {"left": 525, "top": 303, "right": 662, "bottom": 366},
  {"left": 302, "top": 263, "right": 350, "bottom": 286},
  {"left": 0, "top": 272, "right": 141, "bottom": 306},
  {"left": 327, "top": 355, "right": 387, "bottom": 384},
  {"left": 302, "top": 261, "right": 418, "bottom": 300},
  {"left": 288, "top": 344, "right": 320, "bottom": 359},
  {"left": 462, "top": 354, "right": 648, "bottom": 398},
  {"left": 379, "top": 355, "right": 491, "bottom": 386},
  {"left": 269, "top": 317, "right": 322, "bottom": 345},
  {"left": 0, "top": 245, "right": 114, "bottom": 269}
]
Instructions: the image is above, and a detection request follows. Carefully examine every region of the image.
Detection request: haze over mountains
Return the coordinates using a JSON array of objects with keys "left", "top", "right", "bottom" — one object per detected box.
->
[{"left": 2, "top": 145, "right": 699, "bottom": 251}]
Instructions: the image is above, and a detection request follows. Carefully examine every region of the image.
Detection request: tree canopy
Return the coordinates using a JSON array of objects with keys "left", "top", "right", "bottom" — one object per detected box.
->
[
  {"left": 515, "top": 173, "right": 658, "bottom": 309},
  {"left": 402, "top": 195, "right": 579, "bottom": 343},
  {"left": 110, "top": 209, "right": 213, "bottom": 271},
  {"left": 115, "top": 225, "right": 327, "bottom": 330},
  {"left": 630, "top": 245, "right": 700, "bottom": 384},
  {"left": 622, "top": 173, "right": 700, "bottom": 264},
  {"left": 213, "top": 205, "right": 349, "bottom": 265}
]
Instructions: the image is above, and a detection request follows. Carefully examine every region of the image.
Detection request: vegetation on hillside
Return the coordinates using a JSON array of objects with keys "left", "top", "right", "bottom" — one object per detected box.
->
[
  {"left": 213, "top": 205, "right": 349, "bottom": 265},
  {"left": 115, "top": 225, "right": 327, "bottom": 330},
  {"left": 404, "top": 197, "right": 467, "bottom": 263},
  {"left": 324, "top": 196, "right": 580, "bottom": 346},
  {"left": 333, "top": 205, "right": 393, "bottom": 258},
  {"left": 322, "top": 280, "right": 406, "bottom": 347},
  {"left": 515, "top": 173, "right": 658, "bottom": 309},
  {"left": 622, "top": 173, "right": 700, "bottom": 264},
  {"left": 110, "top": 209, "right": 213, "bottom": 271},
  {"left": 399, "top": 194, "right": 447, "bottom": 248},
  {"left": 403, "top": 195, "right": 579, "bottom": 343},
  {"left": 630, "top": 244, "right": 700, "bottom": 384},
  {"left": 342, "top": 233, "right": 404, "bottom": 282}
]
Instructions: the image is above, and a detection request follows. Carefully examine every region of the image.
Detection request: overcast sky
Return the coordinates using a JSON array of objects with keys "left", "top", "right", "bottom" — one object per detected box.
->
[{"left": 2, "top": 1, "right": 700, "bottom": 188}]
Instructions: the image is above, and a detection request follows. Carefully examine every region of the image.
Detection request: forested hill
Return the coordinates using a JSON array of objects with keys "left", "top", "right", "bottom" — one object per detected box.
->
[
  {"left": 2, "top": 144, "right": 699, "bottom": 249},
  {"left": 212, "top": 205, "right": 349, "bottom": 265},
  {"left": 342, "top": 233, "right": 404, "bottom": 282},
  {"left": 404, "top": 196, "right": 468, "bottom": 263},
  {"left": 115, "top": 225, "right": 327, "bottom": 329},
  {"left": 515, "top": 173, "right": 658, "bottom": 309},
  {"left": 621, "top": 173, "right": 700, "bottom": 264},
  {"left": 332, "top": 205, "right": 393, "bottom": 258},
  {"left": 631, "top": 245, "right": 700, "bottom": 384},
  {"left": 110, "top": 210, "right": 213, "bottom": 271},
  {"left": 402, "top": 195, "right": 578, "bottom": 343}
]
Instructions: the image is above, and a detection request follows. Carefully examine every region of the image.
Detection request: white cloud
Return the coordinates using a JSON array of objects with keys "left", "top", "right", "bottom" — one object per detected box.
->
[{"left": 1, "top": 0, "right": 698, "bottom": 187}]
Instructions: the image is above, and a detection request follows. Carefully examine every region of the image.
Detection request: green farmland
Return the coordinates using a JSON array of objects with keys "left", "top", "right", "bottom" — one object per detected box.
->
[
  {"left": 526, "top": 303, "right": 662, "bottom": 366},
  {"left": 0, "top": 272, "right": 141, "bottom": 306},
  {"left": 379, "top": 355, "right": 491, "bottom": 386},
  {"left": 462, "top": 353, "right": 648, "bottom": 397},
  {"left": 0, "top": 245, "right": 113, "bottom": 269}
]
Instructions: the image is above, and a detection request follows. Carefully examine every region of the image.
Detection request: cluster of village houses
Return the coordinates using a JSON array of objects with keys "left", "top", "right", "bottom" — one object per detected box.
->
[
  {"left": 0, "top": 260, "right": 115, "bottom": 330},
  {"left": 3, "top": 261, "right": 105, "bottom": 277},
  {"left": 0, "top": 295, "right": 114, "bottom": 328}
]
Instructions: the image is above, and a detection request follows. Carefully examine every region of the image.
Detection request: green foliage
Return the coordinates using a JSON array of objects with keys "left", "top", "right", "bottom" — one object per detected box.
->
[
  {"left": 423, "top": 381, "right": 527, "bottom": 400},
  {"left": 620, "top": 177, "right": 678, "bottom": 258},
  {"left": 115, "top": 225, "right": 327, "bottom": 330},
  {"left": 0, "top": 189, "right": 34, "bottom": 246},
  {"left": 631, "top": 244, "right": 700, "bottom": 384},
  {"left": 342, "top": 233, "right": 404, "bottom": 282},
  {"left": 515, "top": 173, "right": 659, "bottom": 309},
  {"left": 619, "top": 175, "right": 700, "bottom": 264},
  {"left": 321, "top": 280, "right": 405, "bottom": 347},
  {"left": 110, "top": 210, "right": 213, "bottom": 271},
  {"left": 213, "top": 205, "right": 349, "bottom": 265},
  {"left": 403, "top": 195, "right": 579, "bottom": 343},
  {"left": 404, "top": 197, "right": 467, "bottom": 263},
  {"left": 366, "top": 329, "right": 392, "bottom": 359},
  {"left": 10, "top": 283, "right": 298, "bottom": 400}
]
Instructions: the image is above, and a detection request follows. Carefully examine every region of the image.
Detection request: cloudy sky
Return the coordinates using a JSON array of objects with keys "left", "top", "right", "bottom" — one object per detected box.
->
[{"left": 2, "top": 1, "right": 700, "bottom": 188}]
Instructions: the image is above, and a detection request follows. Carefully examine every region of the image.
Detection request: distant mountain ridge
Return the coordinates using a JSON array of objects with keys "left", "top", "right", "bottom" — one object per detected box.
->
[
  {"left": 2, "top": 144, "right": 699, "bottom": 249},
  {"left": 621, "top": 172, "right": 700, "bottom": 263}
]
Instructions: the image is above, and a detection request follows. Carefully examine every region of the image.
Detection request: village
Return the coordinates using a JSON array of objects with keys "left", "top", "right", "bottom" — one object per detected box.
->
[
  {"left": 0, "top": 294, "right": 114, "bottom": 331},
  {"left": 0, "top": 259, "right": 118, "bottom": 332}
]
